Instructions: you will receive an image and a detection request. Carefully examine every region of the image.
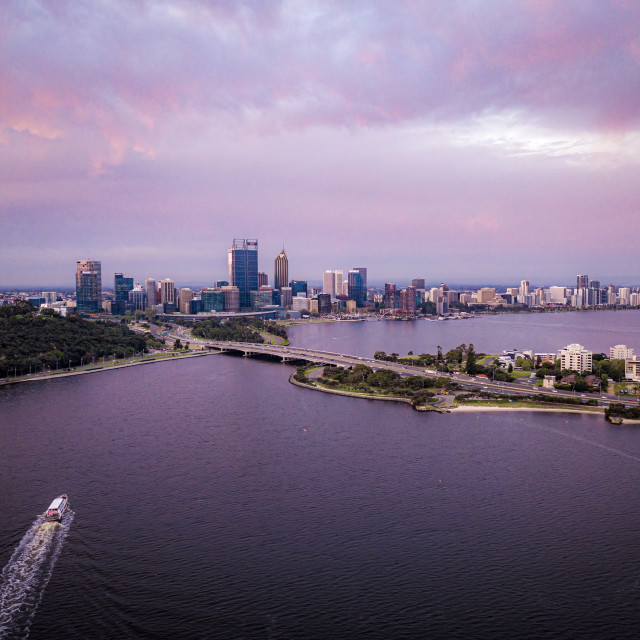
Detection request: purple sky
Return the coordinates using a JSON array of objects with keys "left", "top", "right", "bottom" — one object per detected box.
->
[{"left": 2, "top": 0, "right": 639, "bottom": 288}]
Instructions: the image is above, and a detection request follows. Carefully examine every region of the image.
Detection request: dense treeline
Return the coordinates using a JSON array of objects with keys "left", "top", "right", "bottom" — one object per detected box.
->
[
  {"left": 318, "top": 364, "right": 440, "bottom": 407},
  {"left": 605, "top": 403, "right": 640, "bottom": 421},
  {"left": 190, "top": 318, "right": 287, "bottom": 343},
  {"left": 0, "top": 304, "right": 164, "bottom": 377}
]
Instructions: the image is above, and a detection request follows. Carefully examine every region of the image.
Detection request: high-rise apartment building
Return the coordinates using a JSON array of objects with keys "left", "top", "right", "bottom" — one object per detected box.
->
[
  {"left": 274, "top": 248, "right": 288, "bottom": 290},
  {"left": 76, "top": 260, "right": 102, "bottom": 312},
  {"left": 228, "top": 239, "right": 258, "bottom": 310},
  {"left": 334, "top": 270, "right": 343, "bottom": 297},
  {"left": 610, "top": 344, "right": 635, "bottom": 360},
  {"left": 558, "top": 343, "right": 593, "bottom": 373},
  {"left": 114, "top": 273, "right": 134, "bottom": 302}
]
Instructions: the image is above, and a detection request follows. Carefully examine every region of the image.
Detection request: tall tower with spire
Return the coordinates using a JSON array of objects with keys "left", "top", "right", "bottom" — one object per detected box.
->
[{"left": 274, "top": 247, "right": 288, "bottom": 291}]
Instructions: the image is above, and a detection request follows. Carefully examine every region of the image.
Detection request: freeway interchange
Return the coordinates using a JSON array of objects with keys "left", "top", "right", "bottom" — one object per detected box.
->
[{"left": 168, "top": 328, "right": 636, "bottom": 409}]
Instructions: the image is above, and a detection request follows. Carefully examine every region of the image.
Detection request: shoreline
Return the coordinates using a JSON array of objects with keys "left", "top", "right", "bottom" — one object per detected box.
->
[{"left": 0, "top": 350, "right": 221, "bottom": 387}]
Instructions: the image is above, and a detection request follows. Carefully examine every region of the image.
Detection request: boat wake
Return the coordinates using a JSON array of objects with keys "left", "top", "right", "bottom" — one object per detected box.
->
[{"left": 0, "top": 511, "right": 74, "bottom": 639}]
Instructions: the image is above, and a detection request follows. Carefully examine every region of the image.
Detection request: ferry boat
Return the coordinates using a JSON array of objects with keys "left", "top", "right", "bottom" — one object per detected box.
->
[{"left": 44, "top": 494, "right": 69, "bottom": 522}]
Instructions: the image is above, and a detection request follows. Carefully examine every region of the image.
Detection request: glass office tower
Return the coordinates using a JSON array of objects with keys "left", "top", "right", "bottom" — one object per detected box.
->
[
  {"left": 76, "top": 260, "right": 102, "bottom": 312},
  {"left": 228, "top": 239, "right": 258, "bottom": 310}
]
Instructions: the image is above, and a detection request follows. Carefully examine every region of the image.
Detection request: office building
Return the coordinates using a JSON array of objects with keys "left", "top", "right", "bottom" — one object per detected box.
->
[
  {"left": 258, "top": 272, "right": 268, "bottom": 287},
  {"left": 384, "top": 283, "right": 396, "bottom": 308},
  {"left": 280, "top": 286, "right": 293, "bottom": 309},
  {"left": 334, "top": 270, "right": 343, "bottom": 297},
  {"left": 160, "top": 279, "right": 175, "bottom": 305},
  {"left": 251, "top": 289, "right": 275, "bottom": 310},
  {"left": 549, "top": 286, "right": 567, "bottom": 304},
  {"left": 42, "top": 291, "right": 58, "bottom": 304},
  {"left": 412, "top": 278, "right": 425, "bottom": 289},
  {"left": 347, "top": 270, "right": 366, "bottom": 307},
  {"left": 129, "top": 285, "right": 145, "bottom": 311},
  {"left": 76, "top": 260, "right": 102, "bottom": 312},
  {"left": 317, "top": 293, "right": 332, "bottom": 315},
  {"left": 145, "top": 278, "right": 157, "bottom": 308},
  {"left": 476, "top": 287, "right": 496, "bottom": 304},
  {"left": 558, "top": 343, "right": 593, "bottom": 373},
  {"left": 222, "top": 286, "right": 240, "bottom": 312},
  {"left": 228, "top": 239, "right": 258, "bottom": 310},
  {"left": 353, "top": 268, "right": 367, "bottom": 302},
  {"left": 179, "top": 288, "right": 194, "bottom": 314},
  {"left": 290, "top": 280, "right": 307, "bottom": 297},
  {"left": 322, "top": 271, "right": 336, "bottom": 297},
  {"left": 274, "top": 248, "right": 288, "bottom": 290},
  {"left": 577, "top": 274, "right": 589, "bottom": 289},
  {"left": 114, "top": 273, "right": 134, "bottom": 302},
  {"left": 201, "top": 288, "right": 224, "bottom": 312}
]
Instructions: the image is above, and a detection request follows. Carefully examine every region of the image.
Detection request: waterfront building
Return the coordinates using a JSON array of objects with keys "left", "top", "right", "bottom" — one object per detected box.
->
[
  {"left": 228, "top": 238, "right": 259, "bottom": 310},
  {"left": 347, "top": 270, "right": 365, "bottom": 307},
  {"left": 292, "top": 296, "right": 310, "bottom": 313},
  {"left": 436, "top": 295, "right": 448, "bottom": 316},
  {"left": 179, "top": 288, "right": 194, "bottom": 314},
  {"left": 577, "top": 274, "right": 589, "bottom": 290},
  {"left": 145, "top": 278, "right": 157, "bottom": 308},
  {"left": 618, "top": 287, "right": 631, "bottom": 306},
  {"left": 558, "top": 343, "right": 593, "bottom": 373},
  {"left": 428, "top": 287, "right": 439, "bottom": 303},
  {"left": 610, "top": 344, "right": 635, "bottom": 360},
  {"left": 317, "top": 293, "right": 332, "bottom": 315},
  {"left": 76, "top": 260, "right": 102, "bottom": 312},
  {"left": 384, "top": 283, "right": 396, "bottom": 308},
  {"left": 160, "top": 279, "right": 175, "bottom": 305},
  {"left": 476, "top": 287, "right": 496, "bottom": 304},
  {"left": 308, "top": 299, "right": 318, "bottom": 314},
  {"left": 114, "top": 273, "right": 134, "bottom": 302},
  {"left": 274, "top": 248, "right": 288, "bottom": 291},
  {"left": 258, "top": 272, "right": 268, "bottom": 287},
  {"left": 631, "top": 292, "right": 640, "bottom": 307},
  {"left": 201, "top": 288, "right": 224, "bottom": 312},
  {"left": 129, "top": 285, "right": 145, "bottom": 311},
  {"left": 548, "top": 286, "right": 567, "bottom": 304},
  {"left": 412, "top": 278, "right": 425, "bottom": 289}
]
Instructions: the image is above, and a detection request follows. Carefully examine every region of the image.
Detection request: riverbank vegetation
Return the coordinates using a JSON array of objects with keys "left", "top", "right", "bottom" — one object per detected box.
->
[{"left": 0, "top": 302, "right": 166, "bottom": 377}]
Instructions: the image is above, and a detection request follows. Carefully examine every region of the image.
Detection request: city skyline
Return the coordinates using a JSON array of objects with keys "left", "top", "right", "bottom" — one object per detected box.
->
[{"left": 2, "top": 2, "right": 640, "bottom": 287}]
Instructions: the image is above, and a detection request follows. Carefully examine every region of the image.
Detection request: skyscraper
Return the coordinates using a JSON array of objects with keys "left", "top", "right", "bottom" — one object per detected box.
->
[
  {"left": 114, "top": 273, "right": 134, "bottom": 302},
  {"left": 412, "top": 278, "right": 425, "bottom": 289},
  {"left": 228, "top": 238, "right": 258, "bottom": 310},
  {"left": 145, "top": 278, "right": 157, "bottom": 307},
  {"left": 160, "top": 279, "right": 175, "bottom": 304},
  {"left": 274, "top": 248, "right": 288, "bottom": 290},
  {"left": 76, "top": 260, "right": 102, "bottom": 312},
  {"left": 322, "top": 270, "right": 335, "bottom": 297},
  {"left": 353, "top": 267, "right": 367, "bottom": 303},
  {"left": 577, "top": 274, "right": 589, "bottom": 289},
  {"left": 348, "top": 270, "right": 365, "bottom": 307}
]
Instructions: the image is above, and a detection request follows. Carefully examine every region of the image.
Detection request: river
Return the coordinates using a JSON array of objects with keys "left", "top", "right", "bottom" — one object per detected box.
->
[{"left": 1, "top": 310, "right": 640, "bottom": 639}]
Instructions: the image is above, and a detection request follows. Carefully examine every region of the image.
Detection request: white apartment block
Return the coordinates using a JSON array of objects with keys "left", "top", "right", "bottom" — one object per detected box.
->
[
  {"left": 558, "top": 343, "right": 593, "bottom": 373},
  {"left": 610, "top": 344, "right": 635, "bottom": 360}
]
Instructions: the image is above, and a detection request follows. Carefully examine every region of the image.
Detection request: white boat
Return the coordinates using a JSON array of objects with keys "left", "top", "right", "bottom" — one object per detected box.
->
[{"left": 44, "top": 494, "right": 69, "bottom": 522}]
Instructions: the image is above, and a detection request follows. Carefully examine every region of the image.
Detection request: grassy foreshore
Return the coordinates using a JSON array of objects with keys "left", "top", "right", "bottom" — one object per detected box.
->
[{"left": 0, "top": 349, "right": 221, "bottom": 387}]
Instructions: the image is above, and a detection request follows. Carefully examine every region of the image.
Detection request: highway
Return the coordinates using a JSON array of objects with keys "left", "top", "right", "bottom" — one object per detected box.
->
[{"left": 168, "top": 328, "right": 637, "bottom": 408}]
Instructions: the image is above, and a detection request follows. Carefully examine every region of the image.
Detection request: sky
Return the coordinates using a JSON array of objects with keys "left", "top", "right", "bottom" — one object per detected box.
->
[{"left": 1, "top": 0, "right": 639, "bottom": 288}]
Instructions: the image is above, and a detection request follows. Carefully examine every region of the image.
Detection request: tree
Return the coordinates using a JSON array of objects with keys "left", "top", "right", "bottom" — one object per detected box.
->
[
  {"left": 465, "top": 343, "right": 478, "bottom": 375},
  {"left": 174, "top": 338, "right": 182, "bottom": 350}
]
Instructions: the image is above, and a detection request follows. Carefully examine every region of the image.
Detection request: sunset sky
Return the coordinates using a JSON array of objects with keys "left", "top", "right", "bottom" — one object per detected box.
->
[{"left": 2, "top": 0, "right": 639, "bottom": 287}]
